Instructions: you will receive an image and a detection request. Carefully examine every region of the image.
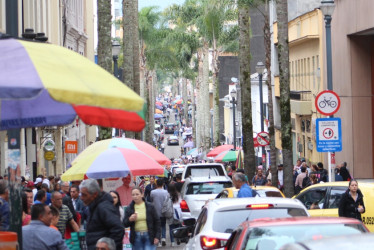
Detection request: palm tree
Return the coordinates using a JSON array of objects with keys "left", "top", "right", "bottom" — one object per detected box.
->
[
  {"left": 276, "top": 0, "right": 293, "bottom": 197},
  {"left": 97, "top": 0, "right": 113, "bottom": 140},
  {"left": 238, "top": 0, "right": 256, "bottom": 181}
]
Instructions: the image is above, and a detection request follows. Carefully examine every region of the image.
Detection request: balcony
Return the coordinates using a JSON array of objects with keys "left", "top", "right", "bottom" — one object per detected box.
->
[{"left": 290, "top": 91, "right": 312, "bottom": 115}]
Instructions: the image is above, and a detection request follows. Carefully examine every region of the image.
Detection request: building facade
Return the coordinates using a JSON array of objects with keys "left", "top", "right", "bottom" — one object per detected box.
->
[{"left": 331, "top": 0, "right": 374, "bottom": 178}]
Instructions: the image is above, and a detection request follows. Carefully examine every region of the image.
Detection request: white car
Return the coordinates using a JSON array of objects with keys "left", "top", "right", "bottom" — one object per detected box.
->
[
  {"left": 181, "top": 163, "right": 228, "bottom": 181},
  {"left": 180, "top": 176, "right": 233, "bottom": 220},
  {"left": 175, "top": 197, "right": 309, "bottom": 250}
]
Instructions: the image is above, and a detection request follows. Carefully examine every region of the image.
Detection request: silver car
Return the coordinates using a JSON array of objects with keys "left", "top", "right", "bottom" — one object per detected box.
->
[
  {"left": 180, "top": 176, "right": 233, "bottom": 219},
  {"left": 177, "top": 197, "right": 309, "bottom": 250}
]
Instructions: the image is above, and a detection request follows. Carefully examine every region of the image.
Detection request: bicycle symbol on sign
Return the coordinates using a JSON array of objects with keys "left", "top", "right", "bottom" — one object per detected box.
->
[{"left": 318, "top": 96, "right": 337, "bottom": 109}]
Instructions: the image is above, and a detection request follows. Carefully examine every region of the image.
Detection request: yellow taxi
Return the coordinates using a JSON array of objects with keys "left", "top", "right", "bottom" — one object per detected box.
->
[
  {"left": 216, "top": 186, "right": 285, "bottom": 198},
  {"left": 292, "top": 181, "right": 374, "bottom": 232}
]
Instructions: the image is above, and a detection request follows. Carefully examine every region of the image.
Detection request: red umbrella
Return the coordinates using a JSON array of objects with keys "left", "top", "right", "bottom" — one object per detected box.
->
[{"left": 207, "top": 145, "right": 240, "bottom": 157}]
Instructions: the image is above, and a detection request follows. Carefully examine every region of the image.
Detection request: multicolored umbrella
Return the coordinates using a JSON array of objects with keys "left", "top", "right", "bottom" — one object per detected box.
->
[
  {"left": 63, "top": 147, "right": 164, "bottom": 180},
  {"left": 183, "top": 141, "right": 194, "bottom": 148},
  {"left": 207, "top": 145, "right": 240, "bottom": 157},
  {"left": 61, "top": 138, "right": 171, "bottom": 181},
  {"left": 214, "top": 150, "right": 242, "bottom": 163},
  {"left": 187, "top": 148, "right": 199, "bottom": 157},
  {"left": 0, "top": 37, "right": 145, "bottom": 131},
  {"left": 176, "top": 99, "right": 183, "bottom": 105}
]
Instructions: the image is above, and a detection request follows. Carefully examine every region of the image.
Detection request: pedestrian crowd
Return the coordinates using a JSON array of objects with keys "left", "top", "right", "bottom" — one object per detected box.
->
[{"left": 0, "top": 171, "right": 185, "bottom": 250}]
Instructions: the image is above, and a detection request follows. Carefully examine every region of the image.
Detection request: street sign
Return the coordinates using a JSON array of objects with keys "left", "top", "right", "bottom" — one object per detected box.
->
[
  {"left": 44, "top": 151, "right": 55, "bottom": 161},
  {"left": 253, "top": 138, "right": 259, "bottom": 147},
  {"left": 316, "top": 118, "right": 342, "bottom": 152},
  {"left": 256, "top": 131, "right": 270, "bottom": 147},
  {"left": 315, "top": 90, "right": 341, "bottom": 116}
]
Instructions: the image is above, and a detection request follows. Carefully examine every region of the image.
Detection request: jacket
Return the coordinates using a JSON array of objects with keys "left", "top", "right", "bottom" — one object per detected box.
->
[
  {"left": 338, "top": 189, "right": 365, "bottom": 221},
  {"left": 124, "top": 200, "right": 161, "bottom": 245},
  {"left": 86, "top": 192, "right": 124, "bottom": 250}
]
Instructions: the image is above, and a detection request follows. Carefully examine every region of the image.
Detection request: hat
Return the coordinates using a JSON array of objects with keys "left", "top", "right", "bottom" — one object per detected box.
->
[
  {"left": 35, "top": 177, "right": 42, "bottom": 184},
  {"left": 26, "top": 181, "right": 34, "bottom": 188}
]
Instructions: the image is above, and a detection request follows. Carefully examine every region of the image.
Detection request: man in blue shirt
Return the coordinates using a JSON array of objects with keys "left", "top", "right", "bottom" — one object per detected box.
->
[
  {"left": 23, "top": 203, "right": 68, "bottom": 249},
  {"left": 233, "top": 173, "right": 253, "bottom": 198}
]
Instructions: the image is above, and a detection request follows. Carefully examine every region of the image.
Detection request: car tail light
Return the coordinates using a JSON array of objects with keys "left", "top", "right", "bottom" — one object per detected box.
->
[
  {"left": 246, "top": 204, "right": 274, "bottom": 209},
  {"left": 180, "top": 200, "right": 190, "bottom": 212},
  {"left": 200, "top": 236, "right": 227, "bottom": 249}
]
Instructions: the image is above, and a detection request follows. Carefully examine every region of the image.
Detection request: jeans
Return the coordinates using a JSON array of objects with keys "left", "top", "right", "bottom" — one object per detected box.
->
[
  {"left": 133, "top": 232, "right": 156, "bottom": 250},
  {"left": 160, "top": 217, "right": 166, "bottom": 239},
  {"left": 169, "top": 223, "right": 181, "bottom": 243}
]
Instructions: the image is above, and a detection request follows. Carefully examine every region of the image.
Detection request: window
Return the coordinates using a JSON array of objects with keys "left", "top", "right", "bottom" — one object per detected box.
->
[
  {"left": 186, "top": 182, "right": 232, "bottom": 195},
  {"left": 327, "top": 187, "right": 346, "bottom": 209},
  {"left": 194, "top": 208, "right": 208, "bottom": 235},
  {"left": 296, "top": 187, "right": 327, "bottom": 209},
  {"left": 212, "top": 208, "right": 308, "bottom": 233}
]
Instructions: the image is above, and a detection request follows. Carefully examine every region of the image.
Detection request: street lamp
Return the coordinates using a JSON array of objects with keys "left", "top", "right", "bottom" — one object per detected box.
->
[
  {"left": 320, "top": 0, "right": 335, "bottom": 182},
  {"left": 256, "top": 61, "right": 265, "bottom": 165},
  {"left": 112, "top": 40, "right": 121, "bottom": 137},
  {"left": 320, "top": 0, "right": 335, "bottom": 91},
  {"left": 230, "top": 88, "right": 237, "bottom": 149},
  {"left": 210, "top": 109, "right": 214, "bottom": 148},
  {"left": 112, "top": 40, "right": 121, "bottom": 80}
]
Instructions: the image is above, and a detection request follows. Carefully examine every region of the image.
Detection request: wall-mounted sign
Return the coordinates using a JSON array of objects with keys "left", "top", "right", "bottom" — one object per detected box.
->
[
  {"left": 65, "top": 141, "right": 78, "bottom": 154},
  {"left": 43, "top": 139, "right": 55, "bottom": 152}
]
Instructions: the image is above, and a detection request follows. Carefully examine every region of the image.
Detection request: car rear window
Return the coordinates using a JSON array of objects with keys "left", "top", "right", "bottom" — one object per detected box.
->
[
  {"left": 184, "top": 166, "right": 225, "bottom": 178},
  {"left": 254, "top": 190, "right": 283, "bottom": 198},
  {"left": 212, "top": 208, "right": 307, "bottom": 234},
  {"left": 186, "top": 182, "right": 232, "bottom": 195},
  {"left": 244, "top": 223, "right": 367, "bottom": 250}
]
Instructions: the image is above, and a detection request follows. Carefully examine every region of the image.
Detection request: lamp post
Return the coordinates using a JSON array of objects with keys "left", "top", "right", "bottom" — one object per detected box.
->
[
  {"left": 112, "top": 40, "right": 121, "bottom": 80},
  {"left": 256, "top": 61, "right": 265, "bottom": 165},
  {"left": 210, "top": 108, "right": 214, "bottom": 148},
  {"left": 112, "top": 40, "right": 121, "bottom": 136},
  {"left": 320, "top": 0, "right": 335, "bottom": 182},
  {"left": 230, "top": 89, "right": 237, "bottom": 149}
]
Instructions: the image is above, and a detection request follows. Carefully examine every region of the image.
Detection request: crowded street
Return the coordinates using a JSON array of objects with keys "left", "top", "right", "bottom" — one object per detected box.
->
[{"left": 2, "top": 0, "right": 374, "bottom": 250}]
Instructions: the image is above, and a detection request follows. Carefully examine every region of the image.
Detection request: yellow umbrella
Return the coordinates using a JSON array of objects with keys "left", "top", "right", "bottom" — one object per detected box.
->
[
  {"left": 0, "top": 38, "right": 144, "bottom": 112},
  {"left": 155, "top": 109, "right": 163, "bottom": 114}
]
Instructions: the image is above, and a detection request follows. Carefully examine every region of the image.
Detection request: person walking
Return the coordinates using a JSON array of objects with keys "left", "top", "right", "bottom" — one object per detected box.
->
[
  {"left": 233, "top": 173, "right": 253, "bottom": 198},
  {"left": 50, "top": 191, "right": 79, "bottom": 238},
  {"left": 144, "top": 176, "right": 156, "bottom": 202},
  {"left": 150, "top": 178, "right": 169, "bottom": 247},
  {"left": 251, "top": 168, "right": 267, "bottom": 186},
  {"left": 295, "top": 166, "right": 308, "bottom": 194},
  {"left": 110, "top": 190, "right": 124, "bottom": 222},
  {"left": 124, "top": 187, "right": 161, "bottom": 250},
  {"left": 339, "top": 180, "right": 365, "bottom": 221},
  {"left": 166, "top": 183, "right": 182, "bottom": 247},
  {"left": 80, "top": 179, "right": 124, "bottom": 250},
  {"left": 22, "top": 203, "right": 69, "bottom": 250}
]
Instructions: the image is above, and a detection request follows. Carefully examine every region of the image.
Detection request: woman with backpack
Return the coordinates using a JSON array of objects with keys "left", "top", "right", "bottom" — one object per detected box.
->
[{"left": 167, "top": 183, "right": 182, "bottom": 247}]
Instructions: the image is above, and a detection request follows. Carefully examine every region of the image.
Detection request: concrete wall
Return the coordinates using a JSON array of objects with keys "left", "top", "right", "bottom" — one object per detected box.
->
[{"left": 332, "top": 0, "right": 374, "bottom": 178}]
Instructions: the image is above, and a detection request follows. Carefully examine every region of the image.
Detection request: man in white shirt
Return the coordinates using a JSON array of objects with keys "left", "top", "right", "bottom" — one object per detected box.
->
[{"left": 277, "top": 164, "right": 284, "bottom": 191}]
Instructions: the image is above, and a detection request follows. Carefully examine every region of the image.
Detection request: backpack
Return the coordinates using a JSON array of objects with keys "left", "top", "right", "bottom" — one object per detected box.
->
[
  {"left": 161, "top": 196, "right": 173, "bottom": 219},
  {"left": 302, "top": 173, "right": 311, "bottom": 189}
]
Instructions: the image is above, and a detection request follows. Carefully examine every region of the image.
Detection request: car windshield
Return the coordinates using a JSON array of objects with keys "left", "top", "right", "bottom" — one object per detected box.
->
[
  {"left": 186, "top": 182, "right": 232, "bottom": 195},
  {"left": 212, "top": 208, "right": 307, "bottom": 234},
  {"left": 254, "top": 190, "right": 283, "bottom": 198},
  {"left": 244, "top": 223, "right": 367, "bottom": 250},
  {"left": 185, "top": 166, "right": 225, "bottom": 178}
]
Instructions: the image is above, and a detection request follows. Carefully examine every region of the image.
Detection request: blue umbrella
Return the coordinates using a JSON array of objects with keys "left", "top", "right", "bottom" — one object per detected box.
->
[
  {"left": 187, "top": 148, "right": 198, "bottom": 157},
  {"left": 154, "top": 114, "right": 163, "bottom": 119}
]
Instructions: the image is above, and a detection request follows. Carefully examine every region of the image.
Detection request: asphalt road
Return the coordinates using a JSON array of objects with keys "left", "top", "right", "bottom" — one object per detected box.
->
[{"left": 157, "top": 111, "right": 186, "bottom": 249}]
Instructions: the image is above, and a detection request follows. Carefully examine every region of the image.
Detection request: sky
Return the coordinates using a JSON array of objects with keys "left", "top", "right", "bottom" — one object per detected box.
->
[{"left": 138, "top": 0, "right": 185, "bottom": 11}]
